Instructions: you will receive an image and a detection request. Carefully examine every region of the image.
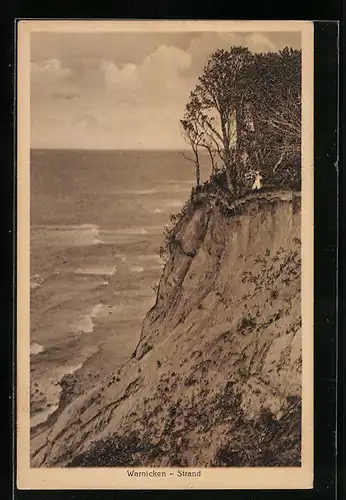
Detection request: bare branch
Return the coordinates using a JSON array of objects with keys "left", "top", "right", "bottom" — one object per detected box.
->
[{"left": 182, "top": 152, "right": 196, "bottom": 164}]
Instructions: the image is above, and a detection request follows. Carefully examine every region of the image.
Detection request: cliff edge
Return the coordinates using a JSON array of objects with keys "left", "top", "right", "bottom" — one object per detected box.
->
[{"left": 31, "top": 189, "right": 302, "bottom": 468}]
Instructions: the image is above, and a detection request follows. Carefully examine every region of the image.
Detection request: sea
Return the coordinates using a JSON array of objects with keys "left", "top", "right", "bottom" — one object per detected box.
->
[{"left": 30, "top": 149, "right": 211, "bottom": 428}]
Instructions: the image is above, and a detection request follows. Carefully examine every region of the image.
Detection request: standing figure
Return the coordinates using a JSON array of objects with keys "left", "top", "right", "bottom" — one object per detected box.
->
[{"left": 252, "top": 171, "right": 263, "bottom": 191}]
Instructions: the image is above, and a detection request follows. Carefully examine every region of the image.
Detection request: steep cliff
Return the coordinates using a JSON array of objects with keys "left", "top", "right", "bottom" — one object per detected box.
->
[{"left": 31, "top": 189, "right": 302, "bottom": 468}]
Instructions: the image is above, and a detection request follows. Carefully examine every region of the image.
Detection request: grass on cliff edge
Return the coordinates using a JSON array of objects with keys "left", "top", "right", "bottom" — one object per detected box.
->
[{"left": 159, "top": 165, "right": 301, "bottom": 261}]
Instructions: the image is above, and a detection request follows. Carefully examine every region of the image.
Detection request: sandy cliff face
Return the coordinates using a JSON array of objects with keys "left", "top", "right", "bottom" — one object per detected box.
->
[{"left": 31, "top": 190, "right": 302, "bottom": 468}]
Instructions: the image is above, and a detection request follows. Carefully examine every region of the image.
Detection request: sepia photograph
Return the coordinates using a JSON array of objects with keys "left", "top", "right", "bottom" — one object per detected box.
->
[{"left": 17, "top": 20, "right": 314, "bottom": 490}]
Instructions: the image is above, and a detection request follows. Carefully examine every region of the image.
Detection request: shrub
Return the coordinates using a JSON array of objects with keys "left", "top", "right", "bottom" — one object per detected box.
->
[
  {"left": 238, "top": 314, "right": 257, "bottom": 332},
  {"left": 213, "top": 446, "right": 245, "bottom": 466}
]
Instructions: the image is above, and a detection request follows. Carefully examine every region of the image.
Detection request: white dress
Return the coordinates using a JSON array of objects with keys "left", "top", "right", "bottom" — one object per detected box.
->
[{"left": 252, "top": 173, "right": 263, "bottom": 190}]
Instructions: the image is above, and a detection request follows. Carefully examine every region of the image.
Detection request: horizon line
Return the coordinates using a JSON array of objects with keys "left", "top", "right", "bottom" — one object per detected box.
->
[{"left": 30, "top": 147, "right": 193, "bottom": 151}]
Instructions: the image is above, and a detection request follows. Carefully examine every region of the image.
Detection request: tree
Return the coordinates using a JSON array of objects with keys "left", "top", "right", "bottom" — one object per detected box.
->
[
  {"left": 181, "top": 45, "right": 302, "bottom": 194},
  {"left": 200, "top": 140, "right": 217, "bottom": 175},
  {"left": 244, "top": 47, "right": 301, "bottom": 181},
  {"left": 180, "top": 90, "right": 220, "bottom": 185},
  {"left": 180, "top": 95, "right": 205, "bottom": 187},
  {"left": 194, "top": 46, "right": 252, "bottom": 193}
]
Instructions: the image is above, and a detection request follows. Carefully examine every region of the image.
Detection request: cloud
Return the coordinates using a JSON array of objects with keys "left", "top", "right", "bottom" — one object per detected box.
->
[
  {"left": 188, "top": 33, "right": 237, "bottom": 58},
  {"left": 31, "top": 59, "right": 75, "bottom": 82},
  {"left": 31, "top": 58, "right": 80, "bottom": 105},
  {"left": 186, "top": 32, "right": 277, "bottom": 73},
  {"left": 143, "top": 44, "right": 192, "bottom": 72},
  {"left": 30, "top": 32, "right": 301, "bottom": 149},
  {"left": 244, "top": 33, "right": 276, "bottom": 52},
  {"left": 31, "top": 32, "right": 193, "bottom": 67},
  {"left": 100, "top": 61, "right": 141, "bottom": 99},
  {"left": 99, "top": 44, "right": 193, "bottom": 105}
]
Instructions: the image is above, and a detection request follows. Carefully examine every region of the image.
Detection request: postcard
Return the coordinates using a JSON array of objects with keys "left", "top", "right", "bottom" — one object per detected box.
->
[{"left": 17, "top": 19, "right": 314, "bottom": 490}]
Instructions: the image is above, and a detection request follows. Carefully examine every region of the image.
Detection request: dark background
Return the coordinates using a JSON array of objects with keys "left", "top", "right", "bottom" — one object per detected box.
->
[{"left": 1, "top": 4, "right": 343, "bottom": 500}]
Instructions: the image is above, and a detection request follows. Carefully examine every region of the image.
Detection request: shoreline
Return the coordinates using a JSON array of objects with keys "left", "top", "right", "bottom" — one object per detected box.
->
[
  {"left": 30, "top": 342, "right": 101, "bottom": 438},
  {"left": 30, "top": 361, "right": 84, "bottom": 439}
]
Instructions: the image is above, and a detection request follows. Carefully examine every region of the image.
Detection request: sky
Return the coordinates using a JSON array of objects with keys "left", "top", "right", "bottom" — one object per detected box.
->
[{"left": 30, "top": 30, "right": 301, "bottom": 150}]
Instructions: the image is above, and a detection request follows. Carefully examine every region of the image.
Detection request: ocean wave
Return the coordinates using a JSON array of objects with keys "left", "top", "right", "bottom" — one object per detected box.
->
[
  {"left": 130, "top": 266, "right": 144, "bottom": 273},
  {"left": 34, "top": 224, "right": 97, "bottom": 230},
  {"left": 30, "top": 274, "right": 44, "bottom": 290},
  {"left": 124, "top": 189, "right": 158, "bottom": 195},
  {"left": 128, "top": 254, "right": 163, "bottom": 271},
  {"left": 162, "top": 179, "right": 195, "bottom": 185},
  {"left": 71, "top": 303, "right": 105, "bottom": 334},
  {"left": 166, "top": 200, "right": 185, "bottom": 208},
  {"left": 30, "top": 360, "right": 87, "bottom": 429},
  {"left": 75, "top": 264, "right": 116, "bottom": 276},
  {"left": 114, "top": 254, "right": 127, "bottom": 262},
  {"left": 30, "top": 282, "right": 41, "bottom": 291},
  {"left": 100, "top": 227, "right": 148, "bottom": 236},
  {"left": 136, "top": 254, "right": 162, "bottom": 262},
  {"left": 105, "top": 303, "right": 150, "bottom": 320},
  {"left": 114, "top": 186, "right": 192, "bottom": 195},
  {"left": 98, "top": 226, "right": 162, "bottom": 244},
  {"left": 30, "top": 342, "right": 45, "bottom": 355},
  {"left": 59, "top": 362, "right": 84, "bottom": 376},
  {"left": 32, "top": 224, "right": 103, "bottom": 247}
]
